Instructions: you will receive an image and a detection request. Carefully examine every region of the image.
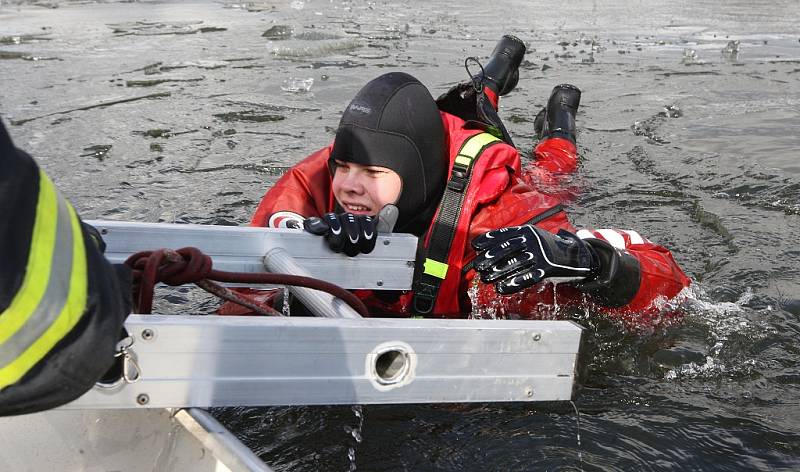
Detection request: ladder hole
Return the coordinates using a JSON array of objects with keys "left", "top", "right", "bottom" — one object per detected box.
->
[{"left": 375, "top": 349, "right": 409, "bottom": 385}]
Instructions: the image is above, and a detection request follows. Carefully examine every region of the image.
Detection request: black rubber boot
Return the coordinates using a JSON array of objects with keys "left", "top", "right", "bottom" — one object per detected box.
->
[
  {"left": 477, "top": 35, "right": 526, "bottom": 96},
  {"left": 533, "top": 84, "right": 581, "bottom": 143}
]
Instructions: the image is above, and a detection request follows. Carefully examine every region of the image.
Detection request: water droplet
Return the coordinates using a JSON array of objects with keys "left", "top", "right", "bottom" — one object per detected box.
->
[
  {"left": 345, "top": 405, "right": 365, "bottom": 469},
  {"left": 282, "top": 286, "right": 291, "bottom": 316},
  {"left": 570, "top": 400, "right": 584, "bottom": 471}
]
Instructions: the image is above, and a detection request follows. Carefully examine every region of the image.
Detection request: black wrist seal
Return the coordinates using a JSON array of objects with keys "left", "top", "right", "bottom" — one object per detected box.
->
[{"left": 578, "top": 238, "right": 641, "bottom": 308}]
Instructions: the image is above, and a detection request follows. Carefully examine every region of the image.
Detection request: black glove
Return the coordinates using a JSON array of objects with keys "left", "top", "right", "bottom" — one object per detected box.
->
[
  {"left": 471, "top": 225, "right": 599, "bottom": 294},
  {"left": 304, "top": 212, "right": 379, "bottom": 257}
]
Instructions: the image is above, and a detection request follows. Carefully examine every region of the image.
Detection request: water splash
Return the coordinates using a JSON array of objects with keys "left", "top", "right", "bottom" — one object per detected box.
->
[
  {"left": 344, "top": 405, "right": 364, "bottom": 471},
  {"left": 551, "top": 281, "right": 563, "bottom": 316},
  {"left": 467, "top": 278, "right": 503, "bottom": 320},
  {"left": 570, "top": 400, "right": 584, "bottom": 471},
  {"left": 467, "top": 279, "right": 480, "bottom": 319},
  {"left": 664, "top": 355, "right": 729, "bottom": 380},
  {"left": 665, "top": 285, "right": 776, "bottom": 379},
  {"left": 467, "top": 279, "right": 578, "bottom": 321}
]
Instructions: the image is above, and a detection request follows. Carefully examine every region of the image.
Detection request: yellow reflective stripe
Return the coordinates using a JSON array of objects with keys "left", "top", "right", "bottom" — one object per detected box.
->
[
  {"left": 423, "top": 258, "right": 449, "bottom": 279},
  {"left": 457, "top": 133, "right": 501, "bottom": 162},
  {"left": 0, "top": 173, "right": 88, "bottom": 388},
  {"left": 454, "top": 155, "right": 472, "bottom": 167},
  {"left": 0, "top": 171, "right": 58, "bottom": 345}
]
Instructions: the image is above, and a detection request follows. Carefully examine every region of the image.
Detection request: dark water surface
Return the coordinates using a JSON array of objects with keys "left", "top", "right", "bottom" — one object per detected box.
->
[{"left": 2, "top": 0, "right": 799, "bottom": 470}]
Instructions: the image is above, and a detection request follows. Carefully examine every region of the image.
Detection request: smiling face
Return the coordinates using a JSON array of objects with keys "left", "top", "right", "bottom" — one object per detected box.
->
[{"left": 331, "top": 159, "right": 403, "bottom": 215}]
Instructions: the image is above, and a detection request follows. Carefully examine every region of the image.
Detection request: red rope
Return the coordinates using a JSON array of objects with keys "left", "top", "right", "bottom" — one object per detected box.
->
[{"left": 125, "top": 247, "right": 369, "bottom": 317}]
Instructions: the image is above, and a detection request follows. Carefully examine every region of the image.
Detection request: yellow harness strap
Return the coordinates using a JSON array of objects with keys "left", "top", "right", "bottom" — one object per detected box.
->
[{"left": 414, "top": 132, "right": 501, "bottom": 312}]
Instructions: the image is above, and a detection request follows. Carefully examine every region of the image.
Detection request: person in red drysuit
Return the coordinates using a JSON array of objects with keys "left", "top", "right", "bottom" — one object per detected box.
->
[{"left": 247, "top": 37, "right": 690, "bottom": 326}]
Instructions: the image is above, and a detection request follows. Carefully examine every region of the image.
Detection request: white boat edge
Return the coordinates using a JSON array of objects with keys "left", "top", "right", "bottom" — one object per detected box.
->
[{"left": 0, "top": 407, "right": 274, "bottom": 472}]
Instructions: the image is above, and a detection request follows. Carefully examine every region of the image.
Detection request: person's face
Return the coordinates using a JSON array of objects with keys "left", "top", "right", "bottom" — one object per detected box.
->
[{"left": 331, "top": 159, "right": 402, "bottom": 216}]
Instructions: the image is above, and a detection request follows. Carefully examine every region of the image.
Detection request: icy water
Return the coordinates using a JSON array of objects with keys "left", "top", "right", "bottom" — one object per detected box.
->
[{"left": 2, "top": 0, "right": 799, "bottom": 469}]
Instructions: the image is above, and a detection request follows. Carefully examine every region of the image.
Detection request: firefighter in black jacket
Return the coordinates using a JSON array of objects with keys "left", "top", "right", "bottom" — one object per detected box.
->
[{"left": 0, "top": 120, "right": 131, "bottom": 416}]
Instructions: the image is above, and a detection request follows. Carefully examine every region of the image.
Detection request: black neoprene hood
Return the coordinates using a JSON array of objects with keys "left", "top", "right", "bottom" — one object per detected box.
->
[{"left": 330, "top": 72, "right": 446, "bottom": 234}]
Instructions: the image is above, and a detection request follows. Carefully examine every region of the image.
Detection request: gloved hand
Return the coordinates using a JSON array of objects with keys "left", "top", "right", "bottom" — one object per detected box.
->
[
  {"left": 471, "top": 225, "right": 599, "bottom": 294},
  {"left": 304, "top": 212, "right": 379, "bottom": 257}
]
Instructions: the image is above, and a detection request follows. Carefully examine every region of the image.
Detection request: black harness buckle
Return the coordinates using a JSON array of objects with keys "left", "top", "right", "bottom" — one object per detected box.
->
[
  {"left": 447, "top": 170, "right": 468, "bottom": 192},
  {"left": 412, "top": 280, "right": 438, "bottom": 314}
]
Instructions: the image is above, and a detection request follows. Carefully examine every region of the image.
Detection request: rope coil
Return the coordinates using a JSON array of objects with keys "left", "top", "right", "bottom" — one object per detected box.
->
[{"left": 125, "top": 247, "right": 369, "bottom": 317}]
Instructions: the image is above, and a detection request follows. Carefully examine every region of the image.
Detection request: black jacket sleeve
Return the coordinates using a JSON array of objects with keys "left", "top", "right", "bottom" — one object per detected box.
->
[{"left": 0, "top": 120, "right": 132, "bottom": 416}]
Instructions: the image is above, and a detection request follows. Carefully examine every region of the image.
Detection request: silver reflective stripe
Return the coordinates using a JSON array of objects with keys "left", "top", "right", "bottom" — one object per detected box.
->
[
  {"left": 0, "top": 193, "right": 74, "bottom": 367},
  {"left": 596, "top": 229, "right": 627, "bottom": 249}
]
